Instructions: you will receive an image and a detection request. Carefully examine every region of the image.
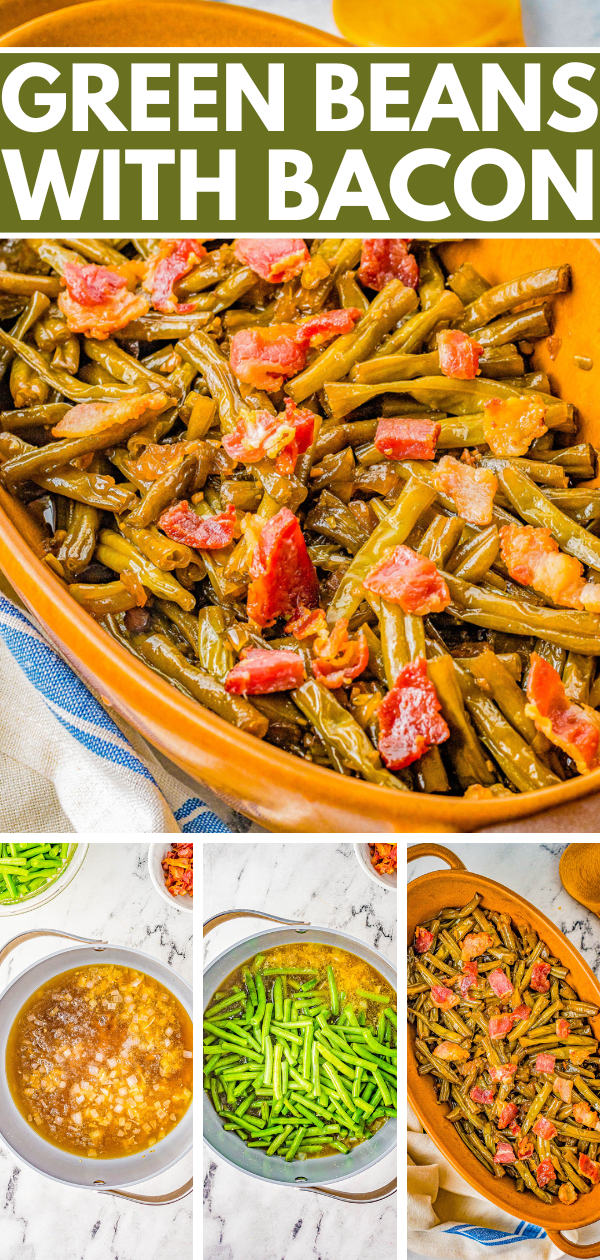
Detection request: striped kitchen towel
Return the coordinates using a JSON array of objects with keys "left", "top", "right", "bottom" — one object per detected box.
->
[{"left": 0, "top": 591, "right": 237, "bottom": 833}]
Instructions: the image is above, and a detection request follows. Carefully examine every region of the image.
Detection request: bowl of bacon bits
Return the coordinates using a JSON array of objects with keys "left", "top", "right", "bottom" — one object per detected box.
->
[
  {"left": 353, "top": 843, "right": 397, "bottom": 891},
  {"left": 148, "top": 843, "right": 193, "bottom": 913}
]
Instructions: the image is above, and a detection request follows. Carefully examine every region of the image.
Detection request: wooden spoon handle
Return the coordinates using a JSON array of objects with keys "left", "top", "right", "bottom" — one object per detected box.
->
[
  {"left": 546, "top": 1232, "right": 600, "bottom": 1258},
  {"left": 407, "top": 843, "right": 467, "bottom": 871}
]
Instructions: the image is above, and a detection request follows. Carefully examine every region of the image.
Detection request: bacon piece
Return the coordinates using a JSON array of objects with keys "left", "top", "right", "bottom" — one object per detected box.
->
[
  {"left": 374, "top": 417, "right": 441, "bottom": 461},
  {"left": 512, "top": 1004, "right": 530, "bottom": 1021},
  {"left": 507, "top": 1120, "right": 521, "bottom": 1138},
  {"left": 570, "top": 1047, "right": 593, "bottom": 1065},
  {"left": 497, "top": 1102, "right": 518, "bottom": 1129},
  {"left": 573, "top": 1101, "right": 599, "bottom": 1129},
  {"left": 489, "top": 1014, "right": 514, "bottom": 1040},
  {"left": 363, "top": 545, "right": 450, "bottom": 616},
  {"left": 234, "top": 238, "right": 309, "bottom": 283},
  {"left": 470, "top": 1085, "right": 494, "bottom": 1105},
  {"left": 430, "top": 984, "right": 460, "bottom": 1012},
  {"left": 457, "top": 960, "right": 478, "bottom": 998},
  {"left": 553, "top": 1075, "right": 572, "bottom": 1103},
  {"left": 489, "top": 1064, "right": 517, "bottom": 1084},
  {"left": 145, "top": 239, "right": 206, "bottom": 313},
  {"left": 230, "top": 310, "right": 361, "bottom": 391},
  {"left": 533, "top": 1116, "right": 558, "bottom": 1140},
  {"left": 433, "top": 454, "right": 497, "bottom": 527},
  {"left": 222, "top": 400, "right": 315, "bottom": 476},
  {"left": 493, "top": 1141, "right": 516, "bottom": 1165},
  {"left": 499, "top": 524, "right": 594, "bottom": 612},
  {"left": 51, "top": 391, "right": 170, "bottom": 439},
  {"left": 536, "top": 1156, "right": 556, "bottom": 1187},
  {"left": 414, "top": 927, "right": 434, "bottom": 954},
  {"left": 558, "top": 1182, "right": 577, "bottom": 1204},
  {"left": 535, "top": 1052, "right": 556, "bottom": 1073},
  {"left": 247, "top": 506, "right": 319, "bottom": 628},
  {"left": 579, "top": 1152, "right": 600, "bottom": 1183},
  {"left": 433, "top": 1041, "right": 470, "bottom": 1062},
  {"left": 312, "top": 619, "right": 369, "bottom": 690},
  {"left": 488, "top": 968, "right": 514, "bottom": 999},
  {"left": 556, "top": 1019, "right": 570, "bottom": 1039},
  {"left": 483, "top": 394, "right": 548, "bottom": 458},
  {"left": 129, "top": 440, "right": 202, "bottom": 481},
  {"left": 437, "top": 330, "right": 483, "bottom": 380},
  {"left": 298, "top": 308, "right": 362, "bottom": 346},
  {"left": 526, "top": 652, "right": 600, "bottom": 775},
  {"left": 530, "top": 959, "right": 552, "bottom": 994},
  {"left": 517, "top": 1134, "right": 534, "bottom": 1159},
  {"left": 159, "top": 501, "right": 237, "bottom": 550},
  {"left": 58, "top": 262, "right": 150, "bottom": 339},
  {"left": 285, "top": 606, "right": 328, "bottom": 641},
  {"left": 225, "top": 648, "right": 305, "bottom": 695},
  {"left": 358, "top": 238, "right": 419, "bottom": 291},
  {"left": 377, "top": 657, "right": 449, "bottom": 771},
  {"left": 461, "top": 932, "right": 493, "bottom": 962}
]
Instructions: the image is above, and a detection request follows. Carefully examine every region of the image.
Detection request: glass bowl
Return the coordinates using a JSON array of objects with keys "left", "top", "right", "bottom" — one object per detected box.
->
[{"left": 0, "top": 844, "right": 89, "bottom": 916}]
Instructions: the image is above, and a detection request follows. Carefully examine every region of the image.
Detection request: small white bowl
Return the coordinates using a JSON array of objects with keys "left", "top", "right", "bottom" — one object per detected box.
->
[
  {"left": 353, "top": 842, "right": 397, "bottom": 892},
  {"left": 148, "top": 843, "right": 193, "bottom": 914}
]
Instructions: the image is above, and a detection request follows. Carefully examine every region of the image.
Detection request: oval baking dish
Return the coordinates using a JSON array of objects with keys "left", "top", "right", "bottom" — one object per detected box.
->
[{"left": 407, "top": 842, "right": 600, "bottom": 1258}]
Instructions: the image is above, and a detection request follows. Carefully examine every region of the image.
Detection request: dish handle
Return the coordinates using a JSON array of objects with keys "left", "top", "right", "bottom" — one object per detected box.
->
[
  {"left": 96, "top": 1177, "right": 193, "bottom": 1205},
  {"left": 0, "top": 928, "right": 108, "bottom": 966},
  {"left": 203, "top": 909, "right": 310, "bottom": 937},
  {"left": 299, "top": 1178, "right": 396, "bottom": 1202},
  {"left": 546, "top": 1234, "right": 600, "bottom": 1258},
  {"left": 407, "top": 843, "right": 467, "bottom": 872}
]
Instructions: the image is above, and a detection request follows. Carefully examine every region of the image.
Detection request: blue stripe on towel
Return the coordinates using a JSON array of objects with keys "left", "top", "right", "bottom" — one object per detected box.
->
[{"left": 445, "top": 1222, "right": 546, "bottom": 1244}]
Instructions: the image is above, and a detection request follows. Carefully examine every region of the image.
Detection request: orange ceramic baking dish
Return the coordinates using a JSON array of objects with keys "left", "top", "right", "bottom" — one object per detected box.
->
[
  {"left": 1, "top": 240, "right": 600, "bottom": 833},
  {"left": 408, "top": 842, "right": 600, "bottom": 1258}
]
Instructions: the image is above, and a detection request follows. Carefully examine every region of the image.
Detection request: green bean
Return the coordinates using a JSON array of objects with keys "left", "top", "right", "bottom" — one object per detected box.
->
[
  {"left": 130, "top": 632, "right": 268, "bottom": 737},
  {"left": 460, "top": 267, "right": 571, "bottom": 333},
  {"left": 498, "top": 465, "right": 600, "bottom": 573},
  {"left": 454, "top": 663, "right": 560, "bottom": 792},
  {"left": 292, "top": 680, "right": 406, "bottom": 792}
]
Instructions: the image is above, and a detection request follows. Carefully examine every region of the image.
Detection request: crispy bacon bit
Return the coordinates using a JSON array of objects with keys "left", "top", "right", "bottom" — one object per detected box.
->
[
  {"left": 358, "top": 238, "right": 419, "bottom": 291},
  {"left": 461, "top": 932, "right": 494, "bottom": 962},
  {"left": 517, "top": 1134, "right": 534, "bottom": 1159},
  {"left": 129, "top": 440, "right": 201, "bottom": 481},
  {"left": 414, "top": 927, "right": 434, "bottom": 954},
  {"left": 437, "top": 330, "right": 483, "bottom": 380},
  {"left": 225, "top": 648, "right": 306, "bottom": 695},
  {"left": 535, "top": 1052, "right": 556, "bottom": 1073},
  {"left": 529, "top": 959, "right": 552, "bottom": 994},
  {"left": 222, "top": 400, "right": 315, "bottom": 476},
  {"left": 483, "top": 394, "right": 548, "bottom": 458},
  {"left": 312, "top": 619, "right": 369, "bottom": 690},
  {"left": 558, "top": 1182, "right": 577, "bottom": 1204},
  {"left": 369, "top": 843, "right": 397, "bottom": 876},
  {"left": 234, "top": 238, "right": 310, "bottom": 283},
  {"left": 285, "top": 606, "right": 328, "bottom": 641},
  {"left": 374, "top": 417, "right": 441, "bottom": 461},
  {"left": 525, "top": 652, "right": 600, "bottom": 775},
  {"left": 51, "top": 391, "right": 170, "bottom": 440},
  {"left": 512, "top": 1004, "right": 530, "bottom": 1021},
  {"left": 433, "top": 454, "right": 497, "bottom": 527},
  {"left": 430, "top": 984, "right": 460, "bottom": 1012},
  {"left": 433, "top": 1041, "right": 470, "bottom": 1062},
  {"left": 489, "top": 1064, "right": 517, "bottom": 1084},
  {"left": 488, "top": 968, "right": 514, "bottom": 1000},
  {"left": 556, "top": 1019, "right": 570, "bottom": 1039},
  {"left": 579, "top": 1152, "right": 600, "bottom": 1183},
  {"left": 553, "top": 1076, "right": 572, "bottom": 1103},
  {"left": 230, "top": 309, "right": 361, "bottom": 391},
  {"left": 573, "top": 1101, "right": 599, "bottom": 1129},
  {"left": 570, "top": 1047, "right": 593, "bottom": 1065},
  {"left": 508, "top": 1121, "right": 521, "bottom": 1139},
  {"left": 247, "top": 506, "right": 319, "bottom": 628},
  {"left": 457, "top": 960, "right": 478, "bottom": 998},
  {"left": 489, "top": 1014, "right": 514, "bottom": 1040},
  {"left": 161, "top": 842, "right": 193, "bottom": 898},
  {"left": 363, "top": 545, "right": 450, "bottom": 616},
  {"left": 470, "top": 1085, "right": 495, "bottom": 1105},
  {"left": 536, "top": 1156, "right": 556, "bottom": 1188},
  {"left": 533, "top": 1116, "right": 558, "bottom": 1140},
  {"left": 145, "top": 239, "right": 206, "bottom": 314},
  {"left": 493, "top": 1140, "right": 516, "bottom": 1164},
  {"left": 497, "top": 1102, "right": 518, "bottom": 1129},
  {"left": 377, "top": 657, "right": 449, "bottom": 770},
  {"left": 499, "top": 524, "right": 598, "bottom": 613},
  {"left": 59, "top": 262, "right": 150, "bottom": 339},
  {"left": 159, "top": 501, "right": 237, "bottom": 550}
]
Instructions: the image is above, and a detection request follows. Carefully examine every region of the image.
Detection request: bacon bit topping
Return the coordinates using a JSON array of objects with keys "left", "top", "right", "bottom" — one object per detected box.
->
[
  {"left": 161, "top": 842, "right": 193, "bottom": 898},
  {"left": 129, "top": 440, "right": 201, "bottom": 481},
  {"left": 535, "top": 1052, "right": 556, "bottom": 1073},
  {"left": 247, "top": 506, "right": 319, "bottom": 628},
  {"left": 225, "top": 648, "right": 306, "bottom": 695},
  {"left": 457, "top": 960, "right": 478, "bottom": 998},
  {"left": 374, "top": 417, "right": 441, "bottom": 461},
  {"left": 483, "top": 394, "right": 548, "bottom": 458},
  {"left": 525, "top": 653, "right": 600, "bottom": 775},
  {"left": 433, "top": 454, "right": 497, "bottom": 527},
  {"left": 358, "top": 238, "right": 419, "bottom": 291},
  {"left": 369, "top": 843, "right": 397, "bottom": 876},
  {"left": 493, "top": 1140, "right": 516, "bottom": 1165},
  {"left": 499, "top": 523, "right": 599, "bottom": 613},
  {"left": 488, "top": 968, "right": 514, "bottom": 1000},
  {"left": 159, "top": 501, "right": 237, "bottom": 550},
  {"left": 234, "top": 238, "right": 310, "bottom": 283},
  {"left": 558, "top": 1182, "right": 577, "bottom": 1205},
  {"left": 414, "top": 927, "right": 434, "bottom": 954},
  {"left": 573, "top": 1101, "right": 599, "bottom": 1129},
  {"left": 512, "top": 1004, "right": 530, "bottom": 1021},
  {"left": 222, "top": 400, "right": 315, "bottom": 476},
  {"left": 363, "top": 544, "right": 451, "bottom": 616},
  {"left": 51, "top": 391, "right": 170, "bottom": 440},
  {"left": 533, "top": 1116, "right": 558, "bottom": 1140},
  {"left": 556, "top": 1019, "right": 570, "bottom": 1039},
  {"left": 553, "top": 1075, "right": 572, "bottom": 1103},
  {"left": 529, "top": 959, "right": 552, "bottom": 994},
  {"left": 377, "top": 657, "right": 449, "bottom": 771},
  {"left": 461, "top": 932, "right": 494, "bottom": 962},
  {"left": 489, "top": 1064, "right": 517, "bottom": 1084},
  {"left": 145, "top": 239, "right": 206, "bottom": 314},
  {"left": 430, "top": 984, "right": 460, "bottom": 1012},
  {"left": 437, "top": 330, "right": 483, "bottom": 380},
  {"left": 230, "top": 309, "right": 361, "bottom": 391},
  {"left": 536, "top": 1156, "right": 556, "bottom": 1188},
  {"left": 58, "top": 262, "right": 149, "bottom": 339},
  {"left": 579, "top": 1152, "right": 600, "bottom": 1183},
  {"left": 312, "top": 619, "right": 369, "bottom": 690},
  {"left": 497, "top": 1102, "right": 518, "bottom": 1130},
  {"left": 517, "top": 1134, "right": 534, "bottom": 1160},
  {"left": 285, "top": 606, "right": 328, "bottom": 641},
  {"left": 489, "top": 1014, "right": 514, "bottom": 1040},
  {"left": 570, "top": 1047, "right": 593, "bottom": 1065},
  {"left": 507, "top": 1121, "right": 521, "bottom": 1139},
  {"left": 432, "top": 1041, "right": 470, "bottom": 1062},
  {"left": 470, "top": 1085, "right": 495, "bottom": 1105}
]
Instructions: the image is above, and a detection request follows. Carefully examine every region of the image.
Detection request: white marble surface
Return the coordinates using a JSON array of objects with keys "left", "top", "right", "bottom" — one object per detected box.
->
[
  {"left": 0, "top": 841, "right": 193, "bottom": 1260},
  {"left": 203, "top": 840, "right": 397, "bottom": 1260},
  {"left": 407, "top": 840, "right": 600, "bottom": 1260}
]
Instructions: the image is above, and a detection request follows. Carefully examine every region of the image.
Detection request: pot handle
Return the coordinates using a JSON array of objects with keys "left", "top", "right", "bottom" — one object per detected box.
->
[
  {"left": 96, "top": 1177, "right": 193, "bottom": 1205},
  {"left": 407, "top": 843, "right": 467, "bottom": 872},
  {"left": 299, "top": 1177, "right": 396, "bottom": 1203},
  {"left": 0, "top": 928, "right": 108, "bottom": 966},
  {"left": 546, "top": 1233, "right": 600, "bottom": 1258},
  {"left": 203, "top": 910, "right": 310, "bottom": 938}
]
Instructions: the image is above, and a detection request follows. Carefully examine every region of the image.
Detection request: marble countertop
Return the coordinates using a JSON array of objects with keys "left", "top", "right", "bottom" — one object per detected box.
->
[
  {"left": 203, "top": 840, "right": 397, "bottom": 1260},
  {"left": 0, "top": 841, "right": 192, "bottom": 1260},
  {"left": 407, "top": 841, "right": 600, "bottom": 1260}
]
